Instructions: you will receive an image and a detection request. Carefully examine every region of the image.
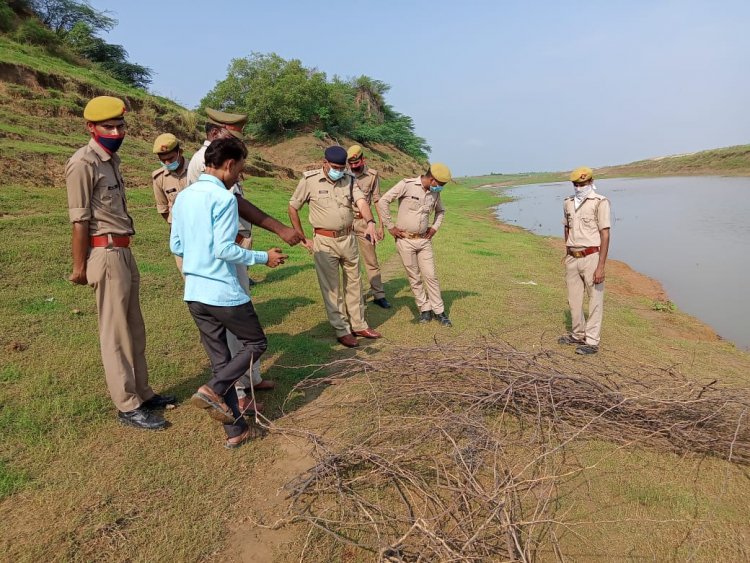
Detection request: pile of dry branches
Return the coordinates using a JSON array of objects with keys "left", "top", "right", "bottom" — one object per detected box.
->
[{"left": 257, "top": 341, "right": 750, "bottom": 561}]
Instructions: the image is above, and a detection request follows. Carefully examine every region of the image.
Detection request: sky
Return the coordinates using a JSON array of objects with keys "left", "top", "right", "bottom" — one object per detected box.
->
[{"left": 90, "top": 0, "right": 750, "bottom": 176}]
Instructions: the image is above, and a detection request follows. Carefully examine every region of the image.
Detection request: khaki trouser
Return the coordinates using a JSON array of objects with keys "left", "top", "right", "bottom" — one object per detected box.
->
[
  {"left": 564, "top": 252, "right": 604, "bottom": 346},
  {"left": 312, "top": 232, "right": 368, "bottom": 337},
  {"left": 87, "top": 247, "right": 154, "bottom": 412},
  {"left": 353, "top": 217, "right": 385, "bottom": 299},
  {"left": 396, "top": 238, "right": 445, "bottom": 315},
  {"left": 227, "top": 262, "right": 263, "bottom": 389}
]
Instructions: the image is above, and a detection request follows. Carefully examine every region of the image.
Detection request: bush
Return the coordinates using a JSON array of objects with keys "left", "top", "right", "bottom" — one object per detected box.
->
[
  {"left": 13, "top": 17, "right": 59, "bottom": 46},
  {"left": 0, "top": 1, "right": 17, "bottom": 32}
]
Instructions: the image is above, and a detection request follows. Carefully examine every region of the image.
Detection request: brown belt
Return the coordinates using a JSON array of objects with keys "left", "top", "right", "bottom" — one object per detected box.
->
[
  {"left": 567, "top": 246, "right": 599, "bottom": 258},
  {"left": 314, "top": 227, "right": 352, "bottom": 238},
  {"left": 90, "top": 235, "right": 131, "bottom": 248},
  {"left": 402, "top": 231, "right": 426, "bottom": 239}
]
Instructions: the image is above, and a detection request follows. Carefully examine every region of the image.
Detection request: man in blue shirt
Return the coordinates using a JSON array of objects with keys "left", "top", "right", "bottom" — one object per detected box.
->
[{"left": 171, "top": 137, "right": 287, "bottom": 448}]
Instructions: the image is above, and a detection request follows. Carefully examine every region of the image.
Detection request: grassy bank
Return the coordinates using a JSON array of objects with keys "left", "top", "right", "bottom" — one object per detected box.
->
[{"left": 1, "top": 173, "right": 749, "bottom": 560}]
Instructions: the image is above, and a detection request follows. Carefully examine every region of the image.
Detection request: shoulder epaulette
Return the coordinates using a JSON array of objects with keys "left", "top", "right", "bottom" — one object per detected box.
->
[
  {"left": 367, "top": 168, "right": 379, "bottom": 177},
  {"left": 303, "top": 169, "right": 321, "bottom": 178},
  {"left": 151, "top": 167, "right": 165, "bottom": 179}
]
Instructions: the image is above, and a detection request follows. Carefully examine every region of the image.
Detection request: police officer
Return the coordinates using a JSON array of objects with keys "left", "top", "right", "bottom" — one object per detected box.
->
[
  {"left": 151, "top": 133, "right": 189, "bottom": 271},
  {"left": 557, "top": 167, "right": 611, "bottom": 355},
  {"left": 186, "top": 109, "right": 278, "bottom": 410},
  {"left": 377, "top": 164, "right": 453, "bottom": 327},
  {"left": 347, "top": 145, "right": 390, "bottom": 309},
  {"left": 66, "top": 96, "right": 175, "bottom": 430},
  {"left": 288, "top": 145, "right": 382, "bottom": 347}
]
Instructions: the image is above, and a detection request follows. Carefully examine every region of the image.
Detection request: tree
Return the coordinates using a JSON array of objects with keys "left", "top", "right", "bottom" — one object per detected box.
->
[{"left": 29, "top": 0, "right": 114, "bottom": 35}]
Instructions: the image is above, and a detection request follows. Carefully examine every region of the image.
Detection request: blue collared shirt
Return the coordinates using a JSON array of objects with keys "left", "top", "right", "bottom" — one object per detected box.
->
[{"left": 170, "top": 173, "right": 268, "bottom": 306}]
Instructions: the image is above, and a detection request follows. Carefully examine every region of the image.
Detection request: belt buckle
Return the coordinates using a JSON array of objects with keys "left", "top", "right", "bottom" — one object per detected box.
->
[{"left": 105, "top": 234, "right": 114, "bottom": 249}]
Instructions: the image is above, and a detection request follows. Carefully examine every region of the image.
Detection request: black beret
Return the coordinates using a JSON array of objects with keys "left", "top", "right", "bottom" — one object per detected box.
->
[{"left": 324, "top": 145, "right": 348, "bottom": 165}]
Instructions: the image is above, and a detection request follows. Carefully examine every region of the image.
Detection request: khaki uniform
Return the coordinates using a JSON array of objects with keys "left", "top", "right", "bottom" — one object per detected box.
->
[
  {"left": 351, "top": 167, "right": 385, "bottom": 300},
  {"left": 290, "top": 169, "right": 369, "bottom": 337},
  {"left": 378, "top": 176, "right": 446, "bottom": 314},
  {"left": 66, "top": 139, "right": 154, "bottom": 412},
  {"left": 562, "top": 192, "right": 611, "bottom": 346},
  {"left": 186, "top": 140, "right": 260, "bottom": 387},
  {"left": 152, "top": 160, "right": 189, "bottom": 270}
]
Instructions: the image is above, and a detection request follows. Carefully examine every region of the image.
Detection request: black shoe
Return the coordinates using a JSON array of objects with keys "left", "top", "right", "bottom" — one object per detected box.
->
[
  {"left": 118, "top": 408, "right": 167, "bottom": 430},
  {"left": 434, "top": 312, "right": 453, "bottom": 327},
  {"left": 372, "top": 297, "right": 392, "bottom": 309},
  {"left": 418, "top": 311, "right": 433, "bottom": 324},
  {"left": 557, "top": 334, "right": 585, "bottom": 346},
  {"left": 141, "top": 394, "right": 177, "bottom": 409},
  {"left": 575, "top": 344, "right": 599, "bottom": 355}
]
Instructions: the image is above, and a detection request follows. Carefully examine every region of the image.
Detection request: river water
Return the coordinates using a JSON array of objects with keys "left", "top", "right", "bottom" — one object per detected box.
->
[{"left": 495, "top": 177, "right": 750, "bottom": 350}]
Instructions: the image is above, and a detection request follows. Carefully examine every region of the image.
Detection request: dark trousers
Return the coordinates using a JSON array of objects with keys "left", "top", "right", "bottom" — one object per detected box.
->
[{"left": 187, "top": 300, "right": 268, "bottom": 437}]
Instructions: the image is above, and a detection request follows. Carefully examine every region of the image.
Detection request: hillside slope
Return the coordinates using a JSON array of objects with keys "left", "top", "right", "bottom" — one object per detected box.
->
[{"left": 0, "top": 36, "right": 423, "bottom": 193}]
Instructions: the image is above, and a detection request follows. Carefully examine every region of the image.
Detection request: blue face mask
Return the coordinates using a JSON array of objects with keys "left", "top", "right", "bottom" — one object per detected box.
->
[
  {"left": 430, "top": 185, "right": 444, "bottom": 193},
  {"left": 327, "top": 167, "right": 345, "bottom": 182},
  {"left": 94, "top": 133, "right": 125, "bottom": 153},
  {"left": 163, "top": 157, "right": 181, "bottom": 172}
]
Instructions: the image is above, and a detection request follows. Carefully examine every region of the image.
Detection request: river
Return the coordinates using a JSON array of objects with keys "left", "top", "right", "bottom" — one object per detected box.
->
[{"left": 495, "top": 177, "right": 750, "bottom": 350}]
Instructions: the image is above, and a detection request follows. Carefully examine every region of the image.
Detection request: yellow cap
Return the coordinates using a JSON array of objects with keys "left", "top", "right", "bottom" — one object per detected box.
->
[
  {"left": 206, "top": 108, "right": 247, "bottom": 139},
  {"left": 152, "top": 133, "right": 179, "bottom": 154},
  {"left": 569, "top": 166, "right": 593, "bottom": 183},
  {"left": 429, "top": 162, "right": 452, "bottom": 184},
  {"left": 83, "top": 96, "right": 126, "bottom": 122},
  {"left": 347, "top": 144, "right": 363, "bottom": 161}
]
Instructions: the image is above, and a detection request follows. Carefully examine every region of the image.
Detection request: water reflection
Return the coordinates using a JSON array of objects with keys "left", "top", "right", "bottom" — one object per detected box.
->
[{"left": 495, "top": 177, "right": 750, "bottom": 350}]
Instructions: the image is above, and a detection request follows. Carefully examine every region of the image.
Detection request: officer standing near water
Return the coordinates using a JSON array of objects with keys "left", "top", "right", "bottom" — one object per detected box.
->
[
  {"left": 66, "top": 96, "right": 175, "bottom": 430},
  {"left": 377, "top": 164, "right": 453, "bottom": 326},
  {"left": 557, "top": 166, "right": 611, "bottom": 355},
  {"left": 347, "top": 145, "right": 391, "bottom": 309},
  {"left": 151, "top": 133, "right": 189, "bottom": 271}
]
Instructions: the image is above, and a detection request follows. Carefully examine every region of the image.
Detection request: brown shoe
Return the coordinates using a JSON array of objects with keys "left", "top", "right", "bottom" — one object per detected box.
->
[
  {"left": 189, "top": 385, "right": 234, "bottom": 424},
  {"left": 337, "top": 334, "right": 359, "bottom": 347},
  {"left": 225, "top": 428, "right": 254, "bottom": 449},
  {"left": 253, "top": 379, "right": 276, "bottom": 391},
  {"left": 353, "top": 327, "right": 382, "bottom": 339},
  {"left": 238, "top": 396, "right": 264, "bottom": 415}
]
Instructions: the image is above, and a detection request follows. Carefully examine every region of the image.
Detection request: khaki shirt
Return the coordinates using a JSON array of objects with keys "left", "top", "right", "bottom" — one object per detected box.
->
[
  {"left": 65, "top": 138, "right": 134, "bottom": 236},
  {"left": 377, "top": 176, "right": 446, "bottom": 235},
  {"left": 562, "top": 192, "right": 611, "bottom": 248},
  {"left": 151, "top": 159, "right": 189, "bottom": 223},
  {"left": 289, "top": 169, "right": 365, "bottom": 231},
  {"left": 353, "top": 167, "right": 380, "bottom": 219}
]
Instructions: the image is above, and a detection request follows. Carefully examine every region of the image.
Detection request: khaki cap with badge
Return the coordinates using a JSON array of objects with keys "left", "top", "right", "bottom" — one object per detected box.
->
[
  {"left": 152, "top": 133, "right": 179, "bottom": 154},
  {"left": 347, "top": 144, "right": 364, "bottom": 161},
  {"left": 206, "top": 108, "right": 248, "bottom": 139},
  {"left": 84, "top": 96, "right": 127, "bottom": 122},
  {"left": 430, "top": 162, "right": 452, "bottom": 184},
  {"left": 570, "top": 166, "right": 593, "bottom": 183}
]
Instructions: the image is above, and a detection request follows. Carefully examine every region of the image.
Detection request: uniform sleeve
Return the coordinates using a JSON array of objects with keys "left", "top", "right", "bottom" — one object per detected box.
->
[
  {"left": 351, "top": 182, "right": 366, "bottom": 204},
  {"left": 152, "top": 173, "right": 170, "bottom": 214},
  {"left": 370, "top": 173, "right": 380, "bottom": 203},
  {"left": 431, "top": 194, "right": 446, "bottom": 231},
  {"left": 186, "top": 152, "right": 205, "bottom": 185},
  {"left": 562, "top": 201, "right": 569, "bottom": 227},
  {"left": 376, "top": 180, "right": 405, "bottom": 229},
  {"left": 288, "top": 177, "right": 310, "bottom": 210},
  {"left": 65, "top": 156, "right": 94, "bottom": 223},
  {"left": 597, "top": 198, "right": 611, "bottom": 230},
  {"left": 213, "top": 195, "right": 268, "bottom": 266}
]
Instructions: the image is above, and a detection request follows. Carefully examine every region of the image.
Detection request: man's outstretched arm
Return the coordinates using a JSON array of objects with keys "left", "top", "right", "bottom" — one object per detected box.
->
[{"left": 236, "top": 194, "right": 303, "bottom": 246}]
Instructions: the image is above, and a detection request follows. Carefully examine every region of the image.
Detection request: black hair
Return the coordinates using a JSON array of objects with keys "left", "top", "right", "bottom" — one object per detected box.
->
[
  {"left": 205, "top": 122, "right": 222, "bottom": 136},
  {"left": 424, "top": 167, "right": 434, "bottom": 178},
  {"left": 204, "top": 137, "right": 248, "bottom": 168}
]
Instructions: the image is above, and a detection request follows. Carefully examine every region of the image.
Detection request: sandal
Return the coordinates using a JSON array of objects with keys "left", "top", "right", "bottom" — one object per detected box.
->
[{"left": 224, "top": 428, "right": 253, "bottom": 449}]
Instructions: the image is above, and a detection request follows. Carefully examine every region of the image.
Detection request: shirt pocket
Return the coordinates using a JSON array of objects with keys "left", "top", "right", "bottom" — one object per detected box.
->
[
  {"left": 313, "top": 189, "right": 335, "bottom": 208},
  {"left": 406, "top": 197, "right": 422, "bottom": 212},
  {"left": 165, "top": 187, "right": 179, "bottom": 204},
  {"left": 335, "top": 190, "right": 353, "bottom": 209}
]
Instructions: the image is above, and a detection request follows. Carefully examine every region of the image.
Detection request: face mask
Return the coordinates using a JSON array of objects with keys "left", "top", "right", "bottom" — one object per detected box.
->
[
  {"left": 327, "top": 168, "right": 345, "bottom": 182},
  {"left": 94, "top": 133, "right": 125, "bottom": 153},
  {"left": 163, "top": 157, "right": 181, "bottom": 172},
  {"left": 430, "top": 185, "right": 444, "bottom": 193},
  {"left": 350, "top": 164, "right": 364, "bottom": 174}
]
